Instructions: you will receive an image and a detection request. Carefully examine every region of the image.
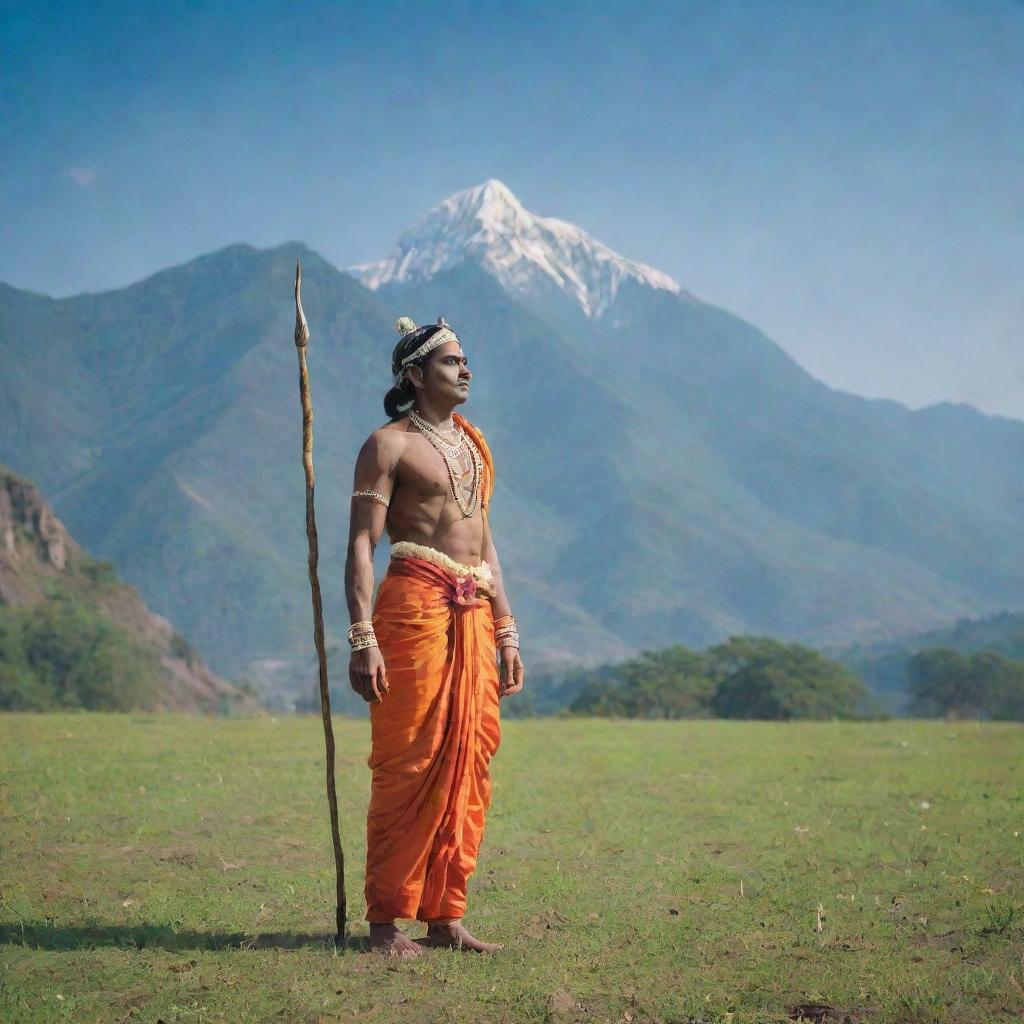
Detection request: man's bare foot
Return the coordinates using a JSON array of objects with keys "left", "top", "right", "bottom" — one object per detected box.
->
[
  {"left": 423, "top": 919, "right": 503, "bottom": 953},
  {"left": 369, "top": 922, "right": 423, "bottom": 957}
]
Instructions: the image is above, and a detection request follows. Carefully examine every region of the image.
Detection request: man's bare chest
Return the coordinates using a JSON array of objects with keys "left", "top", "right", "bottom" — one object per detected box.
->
[{"left": 396, "top": 439, "right": 479, "bottom": 510}]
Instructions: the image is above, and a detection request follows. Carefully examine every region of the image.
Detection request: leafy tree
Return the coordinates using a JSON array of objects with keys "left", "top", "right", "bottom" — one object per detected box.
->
[
  {"left": 973, "top": 651, "right": 1024, "bottom": 720},
  {"left": 907, "top": 647, "right": 1024, "bottom": 720},
  {"left": 618, "top": 646, "right": 716, "bottom": 718},
  {"left": 571, "top": 677, "right": 631, "bottom": 717},
  {"left": 0, "top": 614, "right": 55, "bottom": 710},
  {"left": 708, "top": 636, "right": 872, "bottom": 720},
  {"left": 907, "top": 648, "right": 975, "bottom": 717},
  {"left": 571, "top": 645, "right": 716, "bottom": 719}
]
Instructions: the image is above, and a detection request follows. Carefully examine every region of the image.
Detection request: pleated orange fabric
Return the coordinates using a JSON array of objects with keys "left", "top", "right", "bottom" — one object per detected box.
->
[{"left": 364, "top": 554, "right": 502, "bottom": 924}]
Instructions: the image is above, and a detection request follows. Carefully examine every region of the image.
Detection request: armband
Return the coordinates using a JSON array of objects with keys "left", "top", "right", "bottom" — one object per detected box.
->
[{"left": 352, "top": 490, "right": 390, "bottom": 508}]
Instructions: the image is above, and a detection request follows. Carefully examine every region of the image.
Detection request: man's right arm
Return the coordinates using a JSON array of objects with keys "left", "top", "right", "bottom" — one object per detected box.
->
[{"left": 344, "top": 429, "right": 400, "bottom": 703}]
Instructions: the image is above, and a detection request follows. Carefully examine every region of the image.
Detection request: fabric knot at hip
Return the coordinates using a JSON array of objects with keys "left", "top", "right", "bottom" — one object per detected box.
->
[{"left": 451, "top": 574, "right": 478, "bottom": 606}]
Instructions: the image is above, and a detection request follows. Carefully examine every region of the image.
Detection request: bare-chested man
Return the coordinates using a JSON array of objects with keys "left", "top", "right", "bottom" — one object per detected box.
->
[{"left": 344, "top": 314, "right": 525, "bottom": 957}]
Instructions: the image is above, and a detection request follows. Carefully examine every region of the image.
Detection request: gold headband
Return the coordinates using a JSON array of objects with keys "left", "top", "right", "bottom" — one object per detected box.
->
[{"left": 400, "top": 325, "right": 460, "bottom": 367}]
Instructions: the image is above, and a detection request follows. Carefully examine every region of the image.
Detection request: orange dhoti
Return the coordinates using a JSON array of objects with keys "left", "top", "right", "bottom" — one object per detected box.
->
[{"left": 364, "top": 544, "right": 502, "bottom": 924}]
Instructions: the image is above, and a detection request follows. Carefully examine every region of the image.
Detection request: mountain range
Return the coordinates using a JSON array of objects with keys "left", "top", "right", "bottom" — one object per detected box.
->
[{"left": 2, "top": 178, "right": 1021, "bottom": 708}]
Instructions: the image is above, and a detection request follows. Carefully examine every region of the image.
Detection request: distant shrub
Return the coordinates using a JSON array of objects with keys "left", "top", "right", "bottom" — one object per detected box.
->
[
  {"left": 169, "top": 630, "right": 197, "bottom": 667},
  {"left": 233, "top": 676, "right": 257, "bottom": 697},
  {"left": 80, "top": 558, "right": 120, "bottom": 587}
]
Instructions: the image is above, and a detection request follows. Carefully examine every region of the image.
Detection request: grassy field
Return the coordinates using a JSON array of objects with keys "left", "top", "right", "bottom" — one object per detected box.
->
[{"left": 1, "top": 713, "right": 1022, "bottom": 1024}]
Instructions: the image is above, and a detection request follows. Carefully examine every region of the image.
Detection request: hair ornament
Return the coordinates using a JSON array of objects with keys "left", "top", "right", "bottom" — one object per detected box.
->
[{"left": 395, "top": 316, "right": 418, "bottom": 337}]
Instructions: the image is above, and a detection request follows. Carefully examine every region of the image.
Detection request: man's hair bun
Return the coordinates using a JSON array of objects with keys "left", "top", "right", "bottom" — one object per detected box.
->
[
  {"left": 383, "top": 379, "right": 416, "bottom": 420},
  {"left": 395, "top": 316, "right": 418, "bottom": 337}
]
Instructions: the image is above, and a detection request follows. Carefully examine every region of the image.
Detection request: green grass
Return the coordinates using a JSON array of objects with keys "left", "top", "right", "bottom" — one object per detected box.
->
[{"left": 1, "top": 714, "right": 1022, "bottom": 1024}]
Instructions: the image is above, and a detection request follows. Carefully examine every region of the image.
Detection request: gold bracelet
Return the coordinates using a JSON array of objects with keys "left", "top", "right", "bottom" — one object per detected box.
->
[{"left": 348, "top": 621, "right": 378, "bottom": 649}]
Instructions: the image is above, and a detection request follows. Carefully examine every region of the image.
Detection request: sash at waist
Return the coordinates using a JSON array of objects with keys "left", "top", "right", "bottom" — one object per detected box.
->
[{"left": 388, "top": 541, "right": 496, "bottom": 604}]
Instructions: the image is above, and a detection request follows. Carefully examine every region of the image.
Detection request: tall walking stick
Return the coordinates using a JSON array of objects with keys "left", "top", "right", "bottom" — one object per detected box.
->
[{"left": 293, "top": 259, "right": 346, "bottom": 945}]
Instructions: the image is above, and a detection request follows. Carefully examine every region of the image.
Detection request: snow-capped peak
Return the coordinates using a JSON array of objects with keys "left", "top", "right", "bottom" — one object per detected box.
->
[{"left": 348, "top": 178, "right": 683, "bottom": 319}]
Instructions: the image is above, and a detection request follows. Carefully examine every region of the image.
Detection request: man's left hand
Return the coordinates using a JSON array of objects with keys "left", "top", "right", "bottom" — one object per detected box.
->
[{"left": 498, "top": 646, "right": 524, "bottom": 698}]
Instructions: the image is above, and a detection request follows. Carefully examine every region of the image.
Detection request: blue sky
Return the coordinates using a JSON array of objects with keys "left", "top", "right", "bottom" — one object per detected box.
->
[{"left": 2, "top": 0, "right": 1022, "bottom": 418}]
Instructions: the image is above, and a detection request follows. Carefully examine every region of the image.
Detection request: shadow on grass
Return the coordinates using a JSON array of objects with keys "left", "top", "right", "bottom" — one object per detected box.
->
[{"left": 0, "top": 920, "right": 370, "bottom": 954}]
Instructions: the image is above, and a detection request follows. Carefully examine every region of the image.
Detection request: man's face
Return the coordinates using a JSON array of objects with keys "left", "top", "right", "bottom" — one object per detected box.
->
[{"left": 420, "top": 340, "right": 472, "bottom": 406}]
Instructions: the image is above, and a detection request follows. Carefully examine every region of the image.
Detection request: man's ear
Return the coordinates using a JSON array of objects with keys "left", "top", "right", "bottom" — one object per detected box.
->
[{"left": 408, "top": 364, "right": 425, "bottom": 390}]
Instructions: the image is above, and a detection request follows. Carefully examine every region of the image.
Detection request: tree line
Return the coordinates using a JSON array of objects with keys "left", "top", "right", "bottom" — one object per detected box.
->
[
  {"left": 5, "top": 609, "right": 1023, "bottom": 719},
  {"left": 516, "top": 636, "right": 1024, "bottom": 721}
]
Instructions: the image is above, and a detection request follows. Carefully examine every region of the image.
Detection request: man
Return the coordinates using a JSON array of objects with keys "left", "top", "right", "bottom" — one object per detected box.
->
[{"left": 344, "top": 314, "right": 525, "bottom": 957}]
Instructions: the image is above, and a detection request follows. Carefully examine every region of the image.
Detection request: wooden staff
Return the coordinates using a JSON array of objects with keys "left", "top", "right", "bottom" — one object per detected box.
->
[{"left": 293, "top": 259, "right": 346, "bottom": 945}]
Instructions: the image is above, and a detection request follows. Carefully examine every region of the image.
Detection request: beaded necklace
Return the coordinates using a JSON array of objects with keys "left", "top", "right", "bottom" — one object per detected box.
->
[
  {"left": 408, "top": 409, "right": 482, "bottom": 518},
  {"left": 408, "top": 409, "right": 463, "bottom": 460}
]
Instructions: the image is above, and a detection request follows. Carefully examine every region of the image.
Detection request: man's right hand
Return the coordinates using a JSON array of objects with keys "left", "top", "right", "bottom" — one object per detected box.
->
[{"left": 349, "top": 645, "right": 389, "bottom": 703}]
